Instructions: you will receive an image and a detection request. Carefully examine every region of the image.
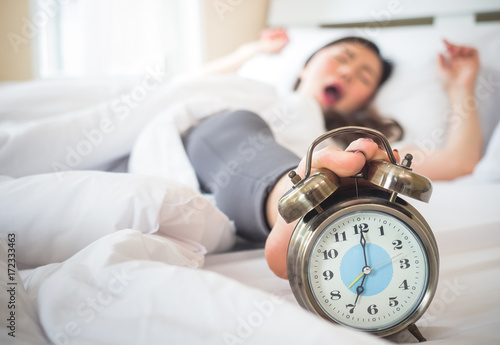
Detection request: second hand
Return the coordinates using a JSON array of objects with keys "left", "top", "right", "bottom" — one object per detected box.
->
[
  {"left": 348, "top": 272, "right": 364, "bottom": 289},
  {"left": 372, "top": 252, "right": 404, "bottom": 270}
]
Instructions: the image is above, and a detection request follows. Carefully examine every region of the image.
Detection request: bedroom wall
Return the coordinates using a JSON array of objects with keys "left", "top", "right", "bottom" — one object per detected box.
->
[
  {"left": 201, "top": 0, "right": 270, "bottom": 62},
  {"left": 0, "top": 0, "right": 33, "bottom": 81}
]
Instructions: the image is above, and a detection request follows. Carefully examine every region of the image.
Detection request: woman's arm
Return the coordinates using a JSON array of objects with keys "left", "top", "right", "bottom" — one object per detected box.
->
[
  {"left": 173, "top": 28, "right": 289, "bottom": 83},
  {"left": 403, "top": 40, "right": 482, "bottom": 180}
]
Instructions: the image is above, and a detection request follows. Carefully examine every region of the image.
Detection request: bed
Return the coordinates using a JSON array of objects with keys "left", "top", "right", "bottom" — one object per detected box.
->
[{"left": 1, "top": 1, "right": 500, "bottom": 344}]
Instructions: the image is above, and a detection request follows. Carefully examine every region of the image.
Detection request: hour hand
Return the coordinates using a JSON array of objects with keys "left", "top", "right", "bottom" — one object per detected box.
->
[{"left": 353, "top": 275, "right": 366, "bottom": 306}]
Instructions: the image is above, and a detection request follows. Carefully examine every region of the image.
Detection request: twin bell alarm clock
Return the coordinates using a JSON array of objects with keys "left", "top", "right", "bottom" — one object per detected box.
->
[{"left": 278, "top": 126, "right": 439, "bottom": 342}]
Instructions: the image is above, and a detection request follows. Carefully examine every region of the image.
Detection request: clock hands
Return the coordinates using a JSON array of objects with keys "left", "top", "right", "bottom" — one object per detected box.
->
[
  {"left": 353, "top": 228, "right": 369, "bottom": 288},
  {"left": 348, "top": 230, "right": 406, "bottom": 312},
  {"left": 360, "top": 228, "right": 368, "bottom": 267},
  {"left": 346, "top": 273, "right": 366, "bottom": 314},
  {"left": 345, "top": 228, "right": 369, "bottom": 290},
  {"left": 353, "top": 275, "right": 366, "bottom": 305},
  {"left": 348, "top": 229, "right": 370, "bottom": 311},
  {"left": 348, "top": 272, "right": 364, "bottom": 289},
  {"left": 347, "top": 252, "right": 404, "bottom": 288}
]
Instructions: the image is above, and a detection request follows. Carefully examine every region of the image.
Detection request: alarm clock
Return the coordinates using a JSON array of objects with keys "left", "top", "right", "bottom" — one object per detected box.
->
[{"left": 278, "top": 126, "right": 439, "bottom": 342}]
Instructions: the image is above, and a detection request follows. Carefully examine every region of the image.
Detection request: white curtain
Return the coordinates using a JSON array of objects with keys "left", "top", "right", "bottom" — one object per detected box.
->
[{"left": 32, "top": 0, "right": 202, "bottom": 78}]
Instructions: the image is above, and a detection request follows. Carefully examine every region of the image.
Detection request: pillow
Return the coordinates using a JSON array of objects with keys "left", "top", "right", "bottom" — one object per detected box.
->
[
  {"left": 471, "top": 121, "right": 500, "bottom": 182},
  {"left": 238, "top": 23, "right": 500, "bottom": 150}
]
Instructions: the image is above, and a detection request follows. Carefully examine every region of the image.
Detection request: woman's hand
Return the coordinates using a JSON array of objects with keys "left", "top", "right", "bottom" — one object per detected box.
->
[
  {"left": 265, "top": 139, "right": 400, "bottom": 279},
  {"left": 257, "top": 28, "right": 289, "bottom": 54},
  {"left": 237, "top": 28, "right": 289, "bottom": 57},
  {"left": 438, "top": 39, "right": 480, "bottom": 93},
  {"left": 173, "top": 28, "right": 288, "bottom": 82}
]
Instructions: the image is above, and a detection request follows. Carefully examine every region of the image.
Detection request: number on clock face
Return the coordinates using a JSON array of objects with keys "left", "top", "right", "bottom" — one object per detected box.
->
[{"left": 308, "top": 210, "right": 428, "bottom": 331}]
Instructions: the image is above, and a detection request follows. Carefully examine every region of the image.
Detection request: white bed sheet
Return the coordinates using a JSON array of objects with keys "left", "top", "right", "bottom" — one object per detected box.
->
[
  {"left": 2, "top": 179, "right": 497, "bottom": 345},
  {"left": 205, "top": 180, "right": 500, "bottom": 344},
  {"left": 2, "top": 230, "right": 395, "bottom": 345}
]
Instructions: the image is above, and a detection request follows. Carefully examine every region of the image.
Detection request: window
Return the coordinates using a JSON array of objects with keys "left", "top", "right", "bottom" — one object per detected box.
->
[{"left": 32, "top": 0, "right": 202, "bottom": 78}]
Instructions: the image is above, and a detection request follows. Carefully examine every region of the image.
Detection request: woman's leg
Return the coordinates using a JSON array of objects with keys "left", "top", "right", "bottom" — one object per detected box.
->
[{"left": 183, "top": 110, "right": 300, "bottom": 242}]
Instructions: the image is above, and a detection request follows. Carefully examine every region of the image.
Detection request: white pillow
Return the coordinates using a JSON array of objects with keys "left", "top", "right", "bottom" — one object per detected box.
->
[
  {"left": 471, "top": 121, "right": 500, "bottom": 182},
  {"left": 239, "top": 23, "right": 500, "bottom": 150}
]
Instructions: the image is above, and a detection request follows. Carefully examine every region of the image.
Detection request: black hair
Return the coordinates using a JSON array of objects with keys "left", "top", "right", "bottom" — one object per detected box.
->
[{"left": 293, "top": 36, "right": 393, "bottom": 90}]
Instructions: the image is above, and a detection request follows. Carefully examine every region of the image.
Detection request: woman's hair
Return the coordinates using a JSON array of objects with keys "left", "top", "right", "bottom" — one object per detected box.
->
[
  {"left": 293, "top": 36, "right": 393, "bottom": 90},
  {"left": 294, "top": 36, "right": 404, "bottom": 146},
  {"left": 323, "top": 107, "right": 404, "bottom": 148}
]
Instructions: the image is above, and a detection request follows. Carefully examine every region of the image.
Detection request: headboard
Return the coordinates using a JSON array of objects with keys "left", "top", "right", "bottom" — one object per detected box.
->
[{"left": 267, "top": 0, "right": 500, "bottom": 27}]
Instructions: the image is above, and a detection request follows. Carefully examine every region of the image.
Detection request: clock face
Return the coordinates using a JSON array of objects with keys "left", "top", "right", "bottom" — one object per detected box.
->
[{"left": 307, "top": 210, "right": 429, "bottom": 332}]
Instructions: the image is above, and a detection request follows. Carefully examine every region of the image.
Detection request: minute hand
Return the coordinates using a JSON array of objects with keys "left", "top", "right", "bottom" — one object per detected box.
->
[{"left": 360, "top": 230, "right": 368, "bottom": 267}]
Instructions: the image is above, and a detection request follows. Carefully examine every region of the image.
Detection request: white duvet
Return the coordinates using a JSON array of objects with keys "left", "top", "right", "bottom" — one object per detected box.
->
[
  {"left": 1, "top": 76, "right": 499, "bottom": 344},
  {"left": 0, "top": 76, "right": 352, "bottom": 345},
  {"left": 0, "top": 75, "right": 329, "bottom": 262}
]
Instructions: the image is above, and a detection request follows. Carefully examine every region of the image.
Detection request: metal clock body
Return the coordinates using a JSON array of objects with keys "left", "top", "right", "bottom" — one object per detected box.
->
[
  {"left": 279, "top": 127, "right": 439, "bottom": 341},
  {"left": 287, "top": 188, "right": 439, "bottom": 338}
]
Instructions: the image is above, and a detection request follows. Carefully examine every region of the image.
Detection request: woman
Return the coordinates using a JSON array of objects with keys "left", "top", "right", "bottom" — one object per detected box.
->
[
  {"left": 294, "top": 35, "right": 482, "bottom": 180},
  {"left": 182, "top": 29, "right": 483, "bottom": 278},
  {"left": 184, "top": 28, "right": 482, "bottom": 180}
]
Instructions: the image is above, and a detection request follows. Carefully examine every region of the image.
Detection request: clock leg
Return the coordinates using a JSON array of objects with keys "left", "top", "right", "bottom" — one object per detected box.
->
[{"left": 408, "top": 323, "right": 427, "bottom": 342}]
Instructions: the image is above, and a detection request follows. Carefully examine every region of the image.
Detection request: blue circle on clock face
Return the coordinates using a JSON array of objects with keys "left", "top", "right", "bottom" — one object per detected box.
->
[{"left": 340, "top": 243, "right": 393, "bottom": 296}]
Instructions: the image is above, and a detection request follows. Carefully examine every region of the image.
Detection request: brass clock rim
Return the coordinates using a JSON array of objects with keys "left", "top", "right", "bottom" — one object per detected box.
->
[{"left": 287, "top": 191, "right": 439, "bottom": 338}]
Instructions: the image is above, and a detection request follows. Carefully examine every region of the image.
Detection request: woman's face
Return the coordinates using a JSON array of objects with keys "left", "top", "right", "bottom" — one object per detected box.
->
[{"left": 296, "top": 42, "right": 383, "bottom": 115}]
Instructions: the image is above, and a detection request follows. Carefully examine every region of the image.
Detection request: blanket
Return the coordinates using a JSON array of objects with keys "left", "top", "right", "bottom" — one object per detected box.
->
[{"left": 0, "top": 75, "right": 333, "bottom": 264}]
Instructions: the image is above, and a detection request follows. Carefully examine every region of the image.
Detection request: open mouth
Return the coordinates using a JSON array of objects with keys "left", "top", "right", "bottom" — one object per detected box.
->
[{"left": 323, "top": 84, "right": 343, "bottom": 105}]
